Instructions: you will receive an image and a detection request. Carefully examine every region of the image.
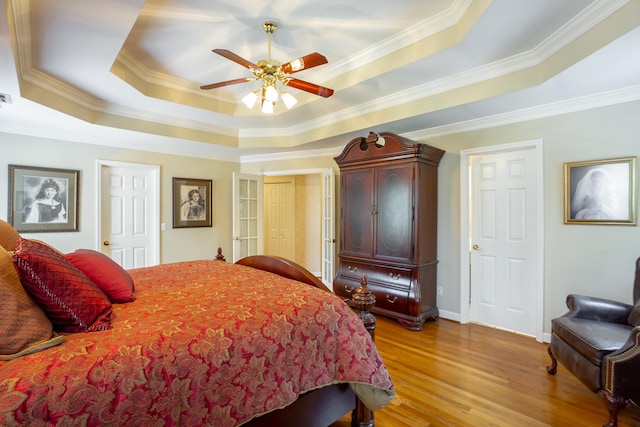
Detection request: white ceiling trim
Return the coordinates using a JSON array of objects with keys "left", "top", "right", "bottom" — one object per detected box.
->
[
  {"left": 309, "top": 0, "right": 474, "bottom": 83},
  {"left": 103, "top": 103, "right": 239, "bottom": 137},
  {"left": 405, "top": 84, "right": 640, "bottom": 141},
  {"left": 21, "top": 68, "right": 108, "bottom": 111},
  {"left": 115, "top": 49, "right": 233, "bottom": 103},
  {"left": 240, "top": 145, "right": 343, "bottom": 164},
  {"left": 545, "top": 0, "right": 632, "bottom": 58}
]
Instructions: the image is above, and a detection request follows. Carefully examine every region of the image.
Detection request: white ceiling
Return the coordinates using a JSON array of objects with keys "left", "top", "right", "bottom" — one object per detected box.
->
[{"left": 1, "top": 0, "right": 639, "bottom": 162}]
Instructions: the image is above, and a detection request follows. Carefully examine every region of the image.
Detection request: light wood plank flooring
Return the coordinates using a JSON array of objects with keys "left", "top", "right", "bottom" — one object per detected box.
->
[{"left": 332, "top": 316, "right": 640, "bottom": 427}]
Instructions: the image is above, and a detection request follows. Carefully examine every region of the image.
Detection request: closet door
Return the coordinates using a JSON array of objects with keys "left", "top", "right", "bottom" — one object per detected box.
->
[
  {"left": 374, "top": 163, "right": 414, "bottom": 262},
  {"left": 340, "top": 169, "right": 374, "bottom": 258}
]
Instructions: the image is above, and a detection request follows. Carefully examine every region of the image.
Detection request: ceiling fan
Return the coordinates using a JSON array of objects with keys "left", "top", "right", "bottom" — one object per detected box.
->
[{"left": 200, "top": 21, "right": 334, "bottom": 113}]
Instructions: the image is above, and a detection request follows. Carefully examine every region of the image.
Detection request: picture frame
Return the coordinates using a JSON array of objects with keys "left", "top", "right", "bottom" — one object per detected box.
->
[
  {"left": 564, "top": 156, "right": 637, "bottom": 225},
  {"left": 172, "top": 177, "right": 212, "bottom": 228},
  {"left": 8, "top": 164, "right": 80, "bottom": 232}
]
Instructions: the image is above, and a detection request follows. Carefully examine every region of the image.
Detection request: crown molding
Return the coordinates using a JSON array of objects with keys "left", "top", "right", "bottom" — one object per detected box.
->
[
  {"left": 240, "top": 145, "right": 343, "bottom": 164},
  {"left": 404, "top": 84, "right": 640, "bottom": 141}
]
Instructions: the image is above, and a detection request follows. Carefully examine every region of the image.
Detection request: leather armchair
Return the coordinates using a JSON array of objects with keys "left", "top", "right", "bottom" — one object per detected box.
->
[{"left": 547, "top": 257, "right": 640, "bottom": 427}]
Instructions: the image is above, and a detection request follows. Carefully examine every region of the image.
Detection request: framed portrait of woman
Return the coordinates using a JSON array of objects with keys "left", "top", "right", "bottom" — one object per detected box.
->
[
  {"left": 8, "top": 165, "right": 80, "bottom": 232},
  {"left": 172, "top": 177, "right": 213, "bottom": 228},
  {"left": 564, "top": 157, "right": 637, "bottom": 225}
]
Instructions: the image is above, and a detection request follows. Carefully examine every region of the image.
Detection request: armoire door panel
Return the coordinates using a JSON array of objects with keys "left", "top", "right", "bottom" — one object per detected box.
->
[
  {"left": 375, "top": 164, "right": 413, "bottom": 261},
  {"left": 340, "top": 170, "right": 373, "bottom": 257}
]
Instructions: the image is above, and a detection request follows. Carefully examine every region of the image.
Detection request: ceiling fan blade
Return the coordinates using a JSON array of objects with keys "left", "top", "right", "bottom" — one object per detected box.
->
[
  {"left": 280, "top": 52, "right": 328, "bottom": 74},
  {"left": 200, "top": 77, "right": 252, "bottom": 90},
  {"left": 286, "top": 78, "right": 334, "bottom": 98},
  {"left": 212, "top": 49, "right": 260, "bottom": 70}
]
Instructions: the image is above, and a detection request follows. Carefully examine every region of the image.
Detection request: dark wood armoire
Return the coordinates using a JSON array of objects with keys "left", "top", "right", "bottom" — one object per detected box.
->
[{"left": 333, "top": 131, "right": 445, "bottom": 331}]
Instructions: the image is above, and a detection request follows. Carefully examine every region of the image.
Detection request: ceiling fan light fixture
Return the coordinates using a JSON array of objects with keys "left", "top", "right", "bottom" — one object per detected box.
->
[
  {"left": 241, "top": 91, "right": 258, "bottom": 109},
  {"left": 201, "top": 20, "right": 334, "bottom": 114},
  {"left": 281, "top": 91, "right": 297, "bottom": 109}
]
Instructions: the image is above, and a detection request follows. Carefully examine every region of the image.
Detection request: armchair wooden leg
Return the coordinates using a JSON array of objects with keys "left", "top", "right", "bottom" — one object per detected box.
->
[
  {"left": 546, "top": 346, "right": 557, "bottom": 375},
  {"left": 600, "top": 390, "right": 629, "bottom": 427}
]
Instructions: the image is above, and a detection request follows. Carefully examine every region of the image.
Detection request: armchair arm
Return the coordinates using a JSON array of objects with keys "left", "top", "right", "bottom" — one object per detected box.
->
[
  {"left": 602, "top": 326, "right": 640, "bottom": 403},
  {"left": 564, "top": 294, "right": 633, "bottom": 324}
]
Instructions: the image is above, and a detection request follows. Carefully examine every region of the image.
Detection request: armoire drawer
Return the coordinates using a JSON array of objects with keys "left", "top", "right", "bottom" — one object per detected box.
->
[
  {"left": 334, "top": 276, "right": 410, "bottom": 315},
  {"left": 338, "top": 261, "right": 412, "bottom": 290},
  {"left": 365, "top": 282, "right": 410, "bottom": 314}
]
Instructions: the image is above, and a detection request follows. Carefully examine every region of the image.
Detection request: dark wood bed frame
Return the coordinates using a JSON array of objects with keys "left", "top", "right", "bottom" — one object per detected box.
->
[{"left": 233, "top": 253, "right": 377, "bottom": 427}]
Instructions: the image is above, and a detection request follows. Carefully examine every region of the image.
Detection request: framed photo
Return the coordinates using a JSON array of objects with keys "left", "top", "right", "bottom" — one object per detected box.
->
[
  {"left": 564, "top": 157, "right": 637, "bottom": 225},
  {"left": 8, "top": 165, "right": 80, "bottom": 232},
  {"left": 172, "top": 177, "right": 212, "bottom": 228}
]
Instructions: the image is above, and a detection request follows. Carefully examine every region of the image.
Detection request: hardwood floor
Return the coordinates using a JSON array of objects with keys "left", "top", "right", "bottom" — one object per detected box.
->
[{"left": 332, "top": 316, "right": 640, "bottom": 427}]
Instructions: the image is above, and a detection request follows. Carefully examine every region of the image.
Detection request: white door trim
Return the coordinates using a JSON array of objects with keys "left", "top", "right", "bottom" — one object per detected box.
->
[
  {"left": 96, "top": 160, "right": 160, "bottom": 266},
  {"left": 459, "top": 139, "right": 545, "bottom": 342}
]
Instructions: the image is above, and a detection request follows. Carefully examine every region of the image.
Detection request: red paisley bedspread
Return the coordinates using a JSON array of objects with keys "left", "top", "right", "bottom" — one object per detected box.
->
[{"left": 0, "top": 260, "right": 394, "bottom": 426}]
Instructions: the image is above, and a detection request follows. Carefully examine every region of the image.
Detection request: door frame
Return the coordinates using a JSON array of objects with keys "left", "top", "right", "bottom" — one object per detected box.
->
[
  {"left": 263, "top": 168, "right": 334, "bottom": 285},
  {"left": 96, "top": 160, "right": 160, "bottom": 266},
  {"left": 459, "top": 139, "right": 545, "bottom": 342}
]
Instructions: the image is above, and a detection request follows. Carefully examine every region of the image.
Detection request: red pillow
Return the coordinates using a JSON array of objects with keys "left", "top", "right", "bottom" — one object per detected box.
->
[
  {"left": 12, "top": 238, "right": 112, "bottom": 333},
  {"left": 65, "top": 249, "right": 135, "bottom": 303}
]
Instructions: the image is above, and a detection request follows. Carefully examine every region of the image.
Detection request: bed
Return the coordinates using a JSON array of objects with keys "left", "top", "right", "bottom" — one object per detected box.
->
[{"left": 0, "top": 219, "right": 394, "bottom": 426}]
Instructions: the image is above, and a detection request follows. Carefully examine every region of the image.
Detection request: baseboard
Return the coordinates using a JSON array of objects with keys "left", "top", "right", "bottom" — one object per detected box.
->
[{"left": 438, "top": 309, "right": 460, "bottom": 322}]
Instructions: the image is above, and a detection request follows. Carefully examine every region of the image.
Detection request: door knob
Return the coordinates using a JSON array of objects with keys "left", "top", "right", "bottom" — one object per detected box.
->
[
  {"left": 103, "top": 241, "right": 110, "bottom": 246},
  {"left": 472, "top": 244, "right": 479, "bottom": 250}
]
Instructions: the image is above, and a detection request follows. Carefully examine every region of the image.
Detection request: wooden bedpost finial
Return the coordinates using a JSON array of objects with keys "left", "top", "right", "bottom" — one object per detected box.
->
[
  {"left": 352, "top": 273, "right": 376, "bottom": 338},
  {"left": 215, "top": 247, "right": 226, "bottom": 262}
]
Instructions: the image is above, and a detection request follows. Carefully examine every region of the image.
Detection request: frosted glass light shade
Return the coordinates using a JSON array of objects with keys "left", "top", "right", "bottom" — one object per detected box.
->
[
  {"left": 241, "top": 91, "right": 258, "bottom": 108},
  {"left": 281, "top": 92, "right": 297, "bottom": 109},
  {"left": 264, "top": 85, "right": 279, "bottom": 102},
  {"left": 261, "top": 100, "right": 274, "bottom": 114}
]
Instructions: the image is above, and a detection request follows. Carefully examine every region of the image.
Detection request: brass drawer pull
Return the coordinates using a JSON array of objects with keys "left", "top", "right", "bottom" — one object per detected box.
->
[
  {"left": 386, "top": 294, "right": 397, "bottom": 304},
  {"left": 389, "top": 272, "right": 401, "bottom": 280},
  {"left": 344, "top": 285, "right": 353, "bottom": 293},
  {"left": 348, "top": 266, "right": 358, "bottom": 273}
]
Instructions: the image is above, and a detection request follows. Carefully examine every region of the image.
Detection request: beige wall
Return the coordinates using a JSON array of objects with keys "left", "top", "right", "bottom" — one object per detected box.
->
[
  {"left": 0, "top": 133, "right": 238, "bottom": 263},
  {"left": 2, "top": 99, "right": 639, "bottom": 334}
]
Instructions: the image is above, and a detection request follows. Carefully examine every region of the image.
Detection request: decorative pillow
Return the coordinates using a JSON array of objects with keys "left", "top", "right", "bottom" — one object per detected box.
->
[
  {"left": 0, "top": 245, "right": 66, "bottom": 360},
  {"left": 628, "top": 300, "right": 640, "bottom": 326},
  {"left": 12, "top": 238, "right": 113, "bottom": 333},
  {"left": 65, "top": 249, "right": 135, "bottom": 303}
]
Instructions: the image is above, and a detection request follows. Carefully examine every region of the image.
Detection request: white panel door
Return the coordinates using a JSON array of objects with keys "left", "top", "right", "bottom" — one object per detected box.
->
[
  {"left": 470, "top": 148, "right": 538, "bottom": 335},
  {"left": 99, "top": 162, "right": 159, "bottom": 269},
  {"left": 321, "top": 168, "right": 335, "bottom": 288},
  {"left": 232, "top": 173, "right": 263, "bottom": 262}
]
